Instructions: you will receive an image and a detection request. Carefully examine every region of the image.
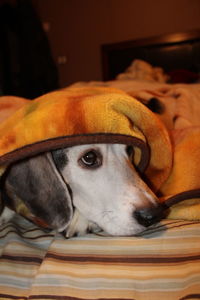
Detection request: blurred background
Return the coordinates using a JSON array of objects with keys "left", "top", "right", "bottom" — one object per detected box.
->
[{"left": 1, "top": 0, "right": 200, "bottom": 98}]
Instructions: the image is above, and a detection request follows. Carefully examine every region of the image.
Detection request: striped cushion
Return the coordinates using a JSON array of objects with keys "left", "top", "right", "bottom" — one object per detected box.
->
[{"left": 0, "top": 215, "right": 200, "bottom": 300}]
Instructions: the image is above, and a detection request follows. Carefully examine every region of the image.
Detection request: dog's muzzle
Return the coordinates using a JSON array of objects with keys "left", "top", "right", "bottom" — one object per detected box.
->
[{"left": 134, "top": 204, "right": 166, "bottom": 227}]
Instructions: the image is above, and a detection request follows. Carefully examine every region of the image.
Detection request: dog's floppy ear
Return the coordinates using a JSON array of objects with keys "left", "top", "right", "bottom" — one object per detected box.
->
[{"left": 3, "top": 152, "right": 73, "bottom": 231}]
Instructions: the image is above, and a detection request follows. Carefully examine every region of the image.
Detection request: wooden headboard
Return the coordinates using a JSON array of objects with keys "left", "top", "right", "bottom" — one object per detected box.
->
[{"left": 101, "top": 30, "right": 200, "bottom": 81}]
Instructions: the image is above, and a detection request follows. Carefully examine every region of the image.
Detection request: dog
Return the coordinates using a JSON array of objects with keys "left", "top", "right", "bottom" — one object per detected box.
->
[{"left": 0, "top": 143, "right": 164, "bottom": 237}]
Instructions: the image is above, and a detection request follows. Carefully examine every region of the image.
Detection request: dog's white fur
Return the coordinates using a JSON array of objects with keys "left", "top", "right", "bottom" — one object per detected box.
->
[
  {"left": 0, "top": 144, "right": 159, "bottom": 237},
  {"left": 59, "top": 144, "right": 158, "bottom": 236}
]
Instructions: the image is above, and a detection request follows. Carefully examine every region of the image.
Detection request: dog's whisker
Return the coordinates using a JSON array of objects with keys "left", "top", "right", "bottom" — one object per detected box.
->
[{"left": 101, "top": 210, "right": 114, "bottom": 219}]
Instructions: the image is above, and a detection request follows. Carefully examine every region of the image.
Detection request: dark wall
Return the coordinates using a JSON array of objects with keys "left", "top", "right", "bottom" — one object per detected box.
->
[{"left": 23, "top": 0, "right": 200, "bottom": 87}]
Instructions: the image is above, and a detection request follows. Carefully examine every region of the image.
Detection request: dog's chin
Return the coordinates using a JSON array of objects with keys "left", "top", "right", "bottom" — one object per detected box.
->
[
  {"left": 101, "top": 224, "right": 146, "bottom": 237},
  {"left": 63, "top": 209, "right": 146, "bottom": 238},
  {"left": 64, "top": 209, "right": 101, "bottom": 238}
]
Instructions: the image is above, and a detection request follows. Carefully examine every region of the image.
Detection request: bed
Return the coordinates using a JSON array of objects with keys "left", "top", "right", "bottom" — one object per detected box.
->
[
  {"left": 0, "top": 30, "right": 200, "bottom": 300},
  {"left": 101, "top": 29, "right": 200, "bottom": 82}
]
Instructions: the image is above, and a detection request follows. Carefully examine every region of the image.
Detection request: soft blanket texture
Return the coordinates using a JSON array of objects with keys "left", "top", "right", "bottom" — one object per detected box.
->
[
  {"left": 0, "top": 215, "right": 200, "bottom": 300},
  {"left": 0, "top": 86, "right": 199, "bottom": 227},
  {"left": 116, "top": 59, "right": 169, "bottom": 83},
  {"left": 0, "top": 96, "right": 29, "bottom": 123}
]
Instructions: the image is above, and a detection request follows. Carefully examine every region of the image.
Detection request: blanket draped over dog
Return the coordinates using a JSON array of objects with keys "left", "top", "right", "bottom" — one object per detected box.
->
[{"left": 0, "top": 87, "right": 199, "bottom": 228}]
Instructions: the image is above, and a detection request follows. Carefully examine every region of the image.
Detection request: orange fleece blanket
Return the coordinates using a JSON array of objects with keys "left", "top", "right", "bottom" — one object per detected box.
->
[{"left": 0, "top": 87, "right": 199, "bottom": 226}]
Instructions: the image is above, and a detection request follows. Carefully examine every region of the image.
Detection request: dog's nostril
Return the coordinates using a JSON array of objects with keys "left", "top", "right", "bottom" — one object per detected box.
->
[{"left": 134, "top": 205, "right": 164, "bottom": 227}]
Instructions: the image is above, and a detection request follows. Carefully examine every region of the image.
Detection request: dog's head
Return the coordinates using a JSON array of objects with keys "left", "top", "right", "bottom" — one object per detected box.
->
[{"left": 2, "top": 143, "right": 164, "bottom": 237}]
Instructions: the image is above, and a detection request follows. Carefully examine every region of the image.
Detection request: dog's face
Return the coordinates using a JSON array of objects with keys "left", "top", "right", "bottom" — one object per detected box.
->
[
  {"left": 52, "top": 144, "right": 162, "bottom": 236},
  {"left": 2, "top": 144, "right": 164, "bottom": 237}
]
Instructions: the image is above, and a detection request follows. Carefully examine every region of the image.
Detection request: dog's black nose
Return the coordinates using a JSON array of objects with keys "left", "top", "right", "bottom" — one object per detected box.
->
[{"left": 134, "top": 205, "right": 165, "bottom": 227}]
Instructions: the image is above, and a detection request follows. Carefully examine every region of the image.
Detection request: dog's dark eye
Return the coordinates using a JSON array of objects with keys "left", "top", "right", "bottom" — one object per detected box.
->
[{"left": 79, "top": 150, "right": 102, "bottom": 169}]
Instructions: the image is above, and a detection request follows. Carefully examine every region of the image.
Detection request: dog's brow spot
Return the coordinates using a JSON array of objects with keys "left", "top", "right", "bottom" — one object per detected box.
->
[{"left": 51, "top": 149, "right": 68, "bottom": 170}]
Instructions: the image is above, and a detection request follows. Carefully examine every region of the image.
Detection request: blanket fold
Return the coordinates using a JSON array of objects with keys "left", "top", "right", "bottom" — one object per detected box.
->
[
  {"left": 0, "top": 86, "right": 199, "bottom": 226},
  {"left": 0, "top": 87, "right": 172, "bottom": 190}
]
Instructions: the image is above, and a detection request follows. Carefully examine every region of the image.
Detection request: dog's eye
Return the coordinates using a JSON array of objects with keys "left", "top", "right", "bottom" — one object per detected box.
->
[{"left": 79, "top": 150, "right": 102, "bottom": 168}]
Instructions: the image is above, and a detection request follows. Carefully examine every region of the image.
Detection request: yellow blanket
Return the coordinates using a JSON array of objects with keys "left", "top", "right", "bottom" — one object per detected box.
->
[{"left": 0, "top": 87, "right": 199, "bottom": 225}]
